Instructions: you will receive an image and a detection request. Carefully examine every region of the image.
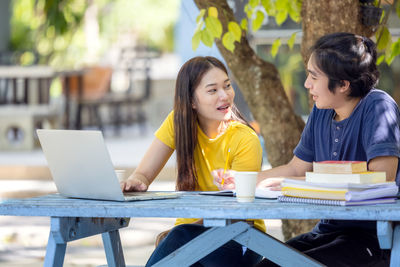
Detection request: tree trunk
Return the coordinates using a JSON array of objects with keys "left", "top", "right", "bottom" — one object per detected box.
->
[
  {"left": 193, "top": 0, "right": 374, "bottom": 241},
  {"left": 301, "top": 0, "right": 374, "bottom": 66}
]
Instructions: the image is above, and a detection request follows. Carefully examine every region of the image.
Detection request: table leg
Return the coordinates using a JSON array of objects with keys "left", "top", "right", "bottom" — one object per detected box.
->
[
  {"left": 152, "top": 221, "right": 323, "bottom": 267},
  {"left": 102, "top": 230, "right": 126, "bottom": 267},
  {"left": 235, "top": 227, "right": 324, "bottom": 267},
  {"left": 44, "top": 231, "right": 67, "bottom": 267},
  {"left": 152, "top": 221, "right": 251, "bottom": 266},
  {"left": 390, "top": 223, "right": 400, "bottom": 267},
  {"left": 43, "top": 217, "right": 130, "bottom": 267},
  {"left": 377, "top": 221, "right": 393, "bottom": 249}
]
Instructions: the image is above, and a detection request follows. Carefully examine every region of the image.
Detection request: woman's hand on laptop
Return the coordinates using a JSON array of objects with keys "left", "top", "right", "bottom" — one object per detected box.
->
[{"left": 121, "top": 173, "right": 149, "bottom": 192}]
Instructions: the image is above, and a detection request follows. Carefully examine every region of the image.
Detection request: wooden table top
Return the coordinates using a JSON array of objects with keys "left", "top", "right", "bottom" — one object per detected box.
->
[{"left": 0, "top": 193, "right": 399, "bottom": 221}]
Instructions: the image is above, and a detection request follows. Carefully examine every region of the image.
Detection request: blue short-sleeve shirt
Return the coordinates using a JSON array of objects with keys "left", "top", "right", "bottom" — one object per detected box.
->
[{"left": 294, "top": 89, "right": 400, "bottom": 233}]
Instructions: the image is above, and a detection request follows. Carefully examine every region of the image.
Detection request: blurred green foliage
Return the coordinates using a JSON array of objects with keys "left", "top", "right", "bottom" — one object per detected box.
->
[
  {"left": 10, "top": 0, "right": 180, "bottom": 67},
  {"left": 257, "top": 44, "right": 308, "bottom": 115}
]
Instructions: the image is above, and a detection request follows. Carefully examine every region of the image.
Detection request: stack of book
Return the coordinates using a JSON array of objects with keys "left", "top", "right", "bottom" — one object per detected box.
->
[{"left": 278, "top": 161, "right": 399, "bottom": 206}]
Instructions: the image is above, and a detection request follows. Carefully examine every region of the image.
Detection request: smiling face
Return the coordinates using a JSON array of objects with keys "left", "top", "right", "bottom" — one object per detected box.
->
[
  {"left": 304, "top": 54, "right": 347, "bottom": 110},
  {"left": 192, "top": 67, "right": 234, "bottom": 130}
]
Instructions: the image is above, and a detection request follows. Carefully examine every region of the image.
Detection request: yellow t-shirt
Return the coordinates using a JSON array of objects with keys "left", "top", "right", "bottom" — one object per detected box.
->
[{"left": 155, "top": 111, "right": 265, "bottom": 232}]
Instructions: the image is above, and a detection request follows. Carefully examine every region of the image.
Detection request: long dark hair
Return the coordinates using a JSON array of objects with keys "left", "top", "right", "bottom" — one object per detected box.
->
[
  {"left": 311, "top": 32, "right": 379, "bottom": 98},
  {"left": 174, "top": 56, "right": 251, "bottom": 191}
]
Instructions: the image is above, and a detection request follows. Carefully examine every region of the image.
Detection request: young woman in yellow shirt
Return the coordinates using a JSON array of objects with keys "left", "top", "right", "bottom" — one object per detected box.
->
[{"left": 121, "top": 56, "right": 264, "bottom": 266}]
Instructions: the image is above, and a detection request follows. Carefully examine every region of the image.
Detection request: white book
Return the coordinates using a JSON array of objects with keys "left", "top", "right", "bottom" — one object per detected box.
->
[
  {"left": 283, "top": 178, "right": 396, "bottom": 190},
  {"left": 305, "top": 171, "right": 386, "bottom": 184}
]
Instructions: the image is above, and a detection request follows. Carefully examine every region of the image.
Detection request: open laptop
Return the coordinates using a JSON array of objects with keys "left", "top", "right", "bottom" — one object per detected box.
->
[{"left": 36, "top": 129, "right": 179, "bottom": 202}]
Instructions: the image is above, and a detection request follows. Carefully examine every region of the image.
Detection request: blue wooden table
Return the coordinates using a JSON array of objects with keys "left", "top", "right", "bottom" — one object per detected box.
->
[{"left": 0, "top": 193, "right": 399, "bottom": 267}]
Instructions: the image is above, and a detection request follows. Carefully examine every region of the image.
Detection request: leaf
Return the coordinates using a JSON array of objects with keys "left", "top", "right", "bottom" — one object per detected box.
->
[
  {"left": 240, "top": 18, "right": 248, "bottom": 31},
  {"left": 228, "top": 21, "right": 242, "bottom": 41},
  {"left": 205, "top": 16, "right": 222, "bottom": 39},
  {"left": 287, "top": 32, "right": 297, "bottom": 50},
  {"left": 376, "top": 54, "right": 385, "bottom": 65},
  {"left": 379, "top": 9, "right": 385, "bottom": 24},
  {"left": 392, "top": 38, "right": 400, "bottom": 58},
  {"left": 222, "top": 32, "right": 235, "bottom": 53},
  {"left": 195, "top": 20, "right": 204, "bottom": 33},
  {"left": 208, "top": 7, "right": 218, "bottom": 18},
  {"left": 275, "top": 9, "right": 288, "bottom": 26},
  {"left": 196, "top": 9, "right": 206, "bottom": 24},
  {"left": 376, "top": 27, "right": 391, "bottom": 50},
  {"left": 288, "top": 0, "right": 301, "bottom": 23},
  {"left": 261, "top": 0, "right": 276, "bottom": 16},
  {"left": 192, "top": 30, "right": 201, "bottom": 51},
  {"left": 385, "top": 54, "right": 395, "bottom": 65},
  {"left": 244, "top": 3, "right": 253, "bottom": 19},
  {"left": 275, "top": 0, "right": 288, "bottom": 11},
  {"left": 201, "top": 28, "right": 214, "bottom": 47},
  {"left": 385, "top": 38, "right": 400, "bottom": 65},
  {"left": 249, "top": 0, "right": 260, "bottom": 8},
  {"left": 252, "top": 10, "right": 265, "bottom": 32},
  {"left": 271, "top": 38, "right": 281, "bottom": 58},
  {"left": 384, "top": 37, "right": 393, "bottom": 59}
]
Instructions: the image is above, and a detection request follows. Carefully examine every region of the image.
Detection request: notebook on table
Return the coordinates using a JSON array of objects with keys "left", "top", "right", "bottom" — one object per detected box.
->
[
  {"left": 278, "top": 196, "right": 396, "bottom": 206},
  {"left": 36, "top": 129, "right": 179, "bottom": 202},
  {"left": 200, "top": 188, "right": 282, "bottom": 199}
]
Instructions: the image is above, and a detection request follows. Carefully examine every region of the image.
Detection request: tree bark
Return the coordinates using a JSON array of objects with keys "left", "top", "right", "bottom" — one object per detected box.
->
[{"left": 301, "top": 0, "right": 374, "bottom": 66}]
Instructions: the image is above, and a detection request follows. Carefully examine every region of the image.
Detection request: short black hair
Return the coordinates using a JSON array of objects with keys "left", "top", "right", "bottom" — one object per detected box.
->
[{"left": 311, "top": 32, "right": 379, "bottom": 98}]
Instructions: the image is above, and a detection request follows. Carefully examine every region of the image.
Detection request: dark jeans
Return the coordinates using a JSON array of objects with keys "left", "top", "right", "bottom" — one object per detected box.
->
[
  {"left": 146, "top": 224, "right": 262, "bottom": 267},
  {"left": 255, "top": 229, "right": 391, "bottom": 267}
]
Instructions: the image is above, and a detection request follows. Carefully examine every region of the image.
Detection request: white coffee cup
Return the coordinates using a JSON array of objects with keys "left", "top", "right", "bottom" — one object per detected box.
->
[
  {"left": 234, "top": 171, "right": 258, "bottom": 203},
  {"left": 115, "top": 169, "right": 126, "bottom": 182}
]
